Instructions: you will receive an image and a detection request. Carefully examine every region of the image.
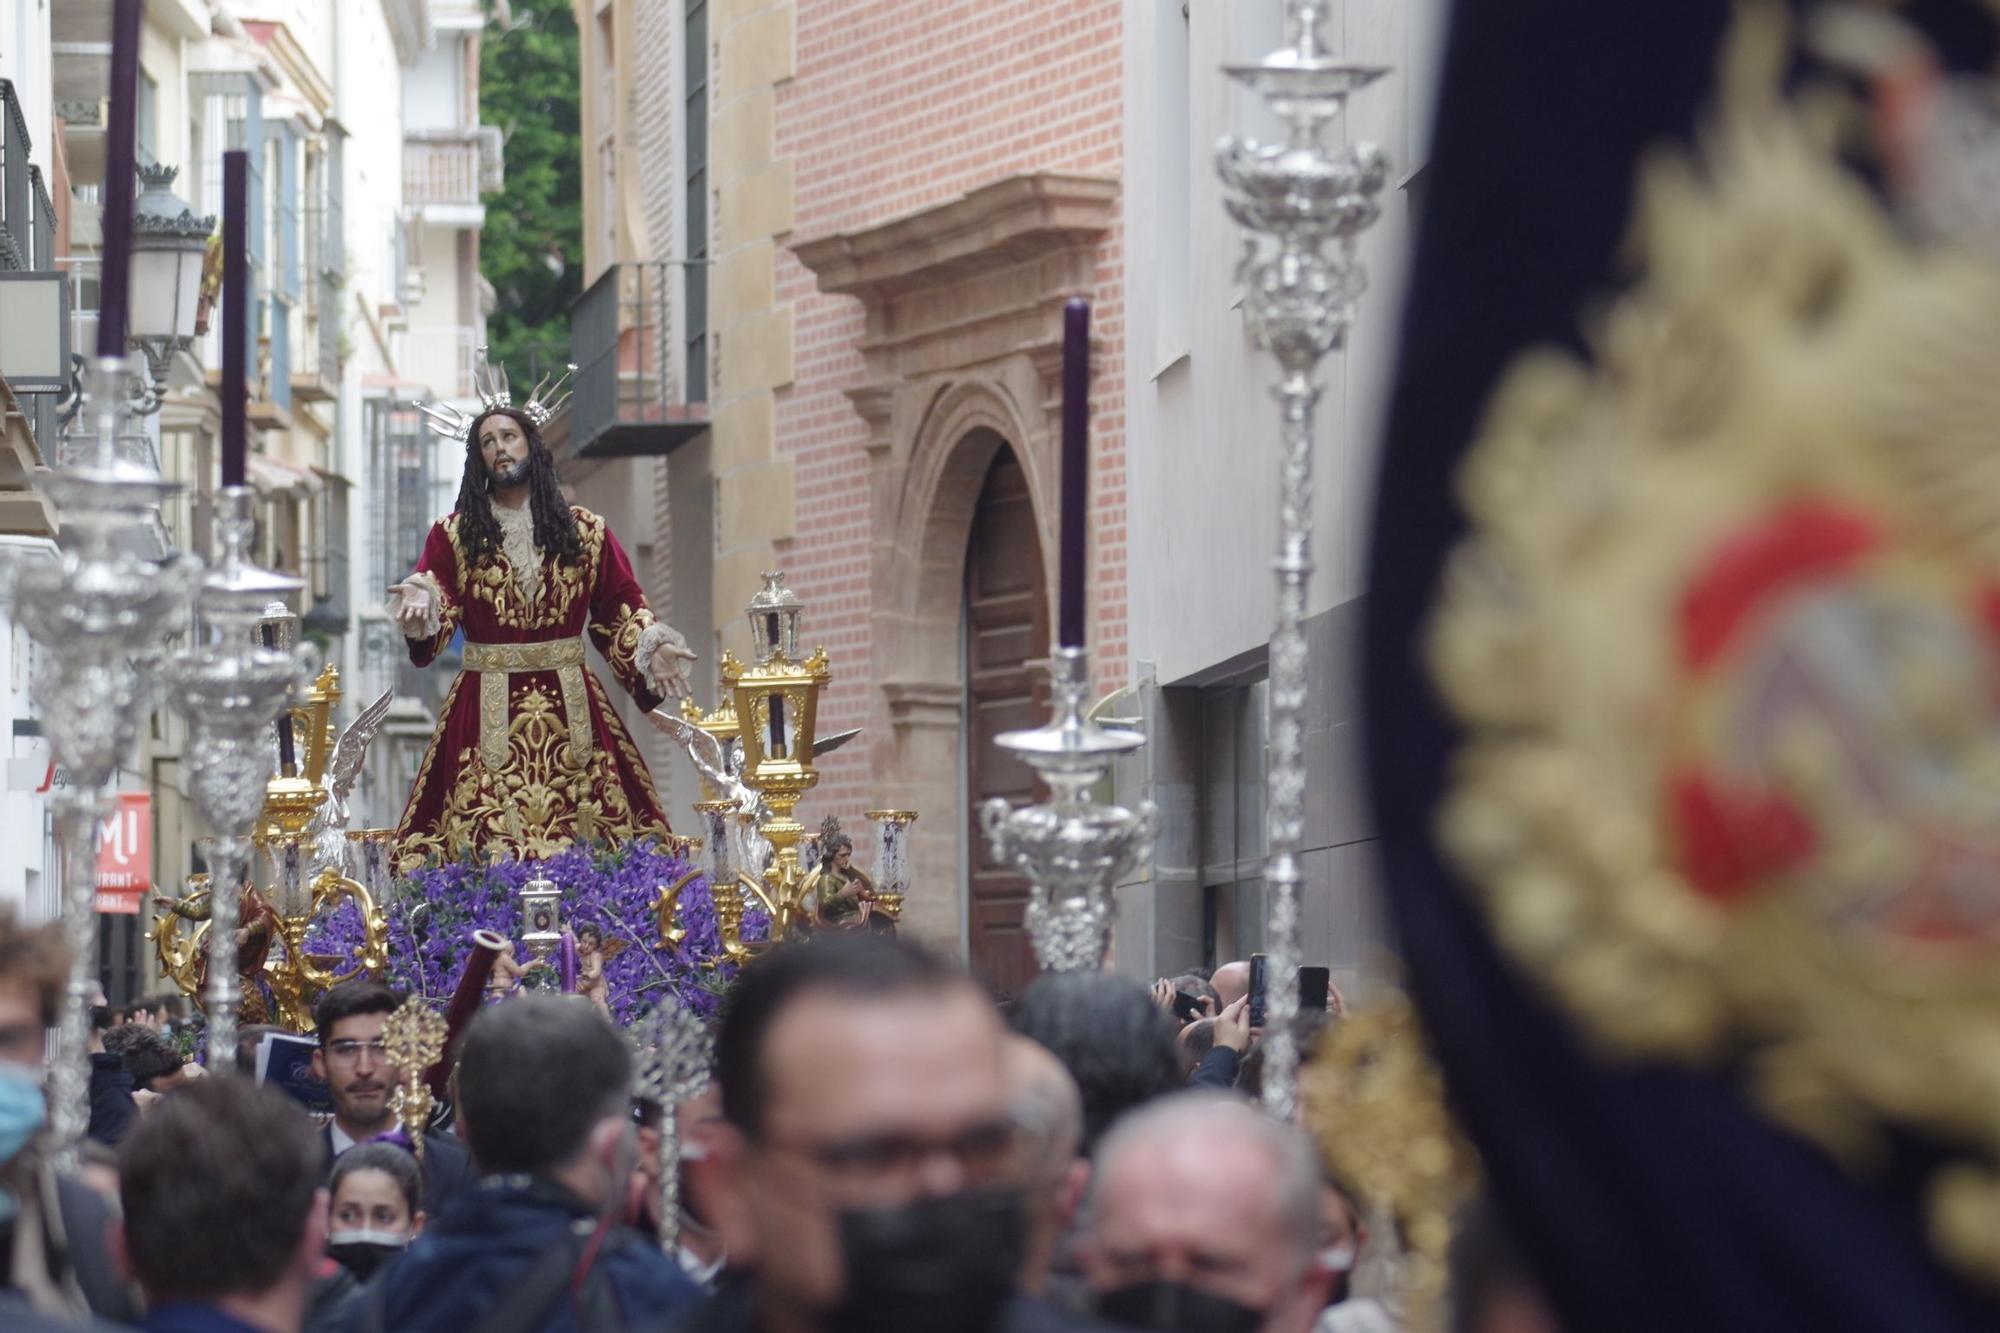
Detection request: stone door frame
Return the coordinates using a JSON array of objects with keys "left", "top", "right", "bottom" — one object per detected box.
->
[{"left": 793, "top": 172, "right": 1117, "bottom": 948}]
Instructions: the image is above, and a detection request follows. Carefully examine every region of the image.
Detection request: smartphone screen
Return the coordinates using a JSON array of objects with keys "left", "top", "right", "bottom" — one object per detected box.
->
[
  {"left": 1248, "top": 953, "right": 1269, "bottom": 1028},
  {"left": 1171, "top": 989, "right": 1204, "bottom": 1023},
  {"left": 1297, "top": 965, "right": 1330, "bottom": 1013}
]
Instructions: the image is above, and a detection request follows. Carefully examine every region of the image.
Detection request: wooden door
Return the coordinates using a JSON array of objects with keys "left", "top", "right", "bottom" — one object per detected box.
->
[{"left": 965, "top": 449, "right": 1048, "bottom": 999}]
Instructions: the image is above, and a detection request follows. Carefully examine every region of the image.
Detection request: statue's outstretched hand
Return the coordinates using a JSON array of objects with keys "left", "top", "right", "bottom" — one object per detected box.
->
[
  {"left": 387, "top": 577, "right": 440, "bottom": 639},
  {"left": 643, "top": 624, "right": 698, "bottom": 701}
]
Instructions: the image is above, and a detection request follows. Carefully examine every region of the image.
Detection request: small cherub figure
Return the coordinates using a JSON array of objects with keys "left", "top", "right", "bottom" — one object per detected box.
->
[
  {"left": 574, "top": 924, "right": 626, "bottom": 1020},
  {"left": 486, "top": 938, "right": 527, "bottom": 1002}
]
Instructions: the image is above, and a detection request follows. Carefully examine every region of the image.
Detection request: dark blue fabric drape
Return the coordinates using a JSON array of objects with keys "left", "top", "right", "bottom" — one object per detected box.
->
[{"left": 1362, "top": 1, "right": 2000, "bottom": 1327}]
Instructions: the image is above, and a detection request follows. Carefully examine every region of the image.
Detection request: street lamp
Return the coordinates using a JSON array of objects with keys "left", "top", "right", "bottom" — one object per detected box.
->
[{"left": 128, "top": 162, "right": 214, "bottom": 415}]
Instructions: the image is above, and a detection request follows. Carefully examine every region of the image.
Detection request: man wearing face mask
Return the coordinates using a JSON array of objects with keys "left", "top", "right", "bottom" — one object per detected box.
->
[
  {"left": 677, "top": 936, "right": 1111, "bottom": 1333},
  {"left": 1083, "top": 1093, "right": 1335, "bottom": 1333},
  {"left": 352, "top": 995, "right": 701, "bottom": 1332},
  {"left": 0, "top": 907, "right": 138, "bottom": 1325}
]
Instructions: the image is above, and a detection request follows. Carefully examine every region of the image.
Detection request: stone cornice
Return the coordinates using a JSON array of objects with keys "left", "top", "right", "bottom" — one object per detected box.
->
[
  {"left": 792, "top": 172, "right": 1117, "bottom": 303},
  {"left": 383, "top": 0, "right": 436, "bottom": 67},
  {"left": 240, "top": 20, "right": 334, "bottom": 118}
]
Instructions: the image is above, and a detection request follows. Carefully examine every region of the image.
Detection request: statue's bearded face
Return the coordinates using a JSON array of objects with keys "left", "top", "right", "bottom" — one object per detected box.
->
[{"left": 478, "top": 413, "right": 531, "bottom": 488}]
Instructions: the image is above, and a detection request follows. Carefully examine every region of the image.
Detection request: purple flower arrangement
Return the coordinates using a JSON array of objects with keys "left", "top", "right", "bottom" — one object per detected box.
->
[{"left": 308, "top": 840, "right": 768, "bottom": 1026}]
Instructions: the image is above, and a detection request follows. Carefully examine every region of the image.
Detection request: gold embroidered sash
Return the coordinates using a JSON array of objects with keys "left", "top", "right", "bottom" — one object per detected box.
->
[{"left": 462, "top": 638, "right": 592, "bottom": 771}]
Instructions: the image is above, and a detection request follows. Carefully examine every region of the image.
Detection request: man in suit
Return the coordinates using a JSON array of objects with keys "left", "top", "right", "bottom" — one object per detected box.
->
[{"left": 310, "top": 980, "right": 474, "bottom": 1215}]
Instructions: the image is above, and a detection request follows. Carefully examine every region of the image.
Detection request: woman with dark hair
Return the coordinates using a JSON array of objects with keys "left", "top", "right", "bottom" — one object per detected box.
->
[
  {"left": 327, "top": 1142, "right": 426, "bottom": 1283},
  {"left": 387, "top": 360, "right": 698, "bottom": 867}
]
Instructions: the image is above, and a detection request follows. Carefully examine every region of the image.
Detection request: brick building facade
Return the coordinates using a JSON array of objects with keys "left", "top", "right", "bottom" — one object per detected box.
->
[
  {"left": 707, "top": 0, "right": 1128, "bottom": 971},
  {"left": 573, "top": 0, "right": 1438, "bottom": 991}
]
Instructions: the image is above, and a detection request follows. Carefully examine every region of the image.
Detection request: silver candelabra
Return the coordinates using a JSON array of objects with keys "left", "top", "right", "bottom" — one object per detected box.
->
[
  {"left": 980, "top": 647, "right": 1157, "bottom": 972},
  {"left": 1218, "top": 0, "right": 1390, "bottom": 1118},
  {"left": 163, "top": 486, "right": 302, "bottom": 1070},
  {"left": 0, "top": 356, "right": 199, "bottom": 1158},
  {"left": 630, "top": 999, "right": 713, "bottom": 1249}
]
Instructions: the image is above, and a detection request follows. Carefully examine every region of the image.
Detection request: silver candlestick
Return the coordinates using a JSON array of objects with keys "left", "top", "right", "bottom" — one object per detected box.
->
[
  {"left": 1219, "top": 3, "right": 1390, "bottom": 1118},
  {"left": 630, "top": 999, "right": 713, "bottom": 1250},
  {"left": 979, "top": 647, "right": 1158, "bottom": 972},
  {"left": 164, "top": 486, "right": 303, "bottom": 1071},
  {"left": 0, "top": 356, "right": 200, "bottom": 1158}
]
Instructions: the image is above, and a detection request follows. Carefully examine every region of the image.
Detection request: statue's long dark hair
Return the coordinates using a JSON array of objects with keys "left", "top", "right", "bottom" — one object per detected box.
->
[{"left": 455, "top": 407, "right": 583, "bottom": 568}]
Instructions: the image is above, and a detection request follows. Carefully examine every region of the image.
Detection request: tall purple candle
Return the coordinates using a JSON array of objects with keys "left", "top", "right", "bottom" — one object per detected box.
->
[
  {"left": 95, "top": 0, "right": 144, "bottom": 356},
  {"left": 1058, "top": 299, "right": 1090, "bottom": 648},
  {"left": 221, "top": 151, "right": 248, "bottom": 488}
]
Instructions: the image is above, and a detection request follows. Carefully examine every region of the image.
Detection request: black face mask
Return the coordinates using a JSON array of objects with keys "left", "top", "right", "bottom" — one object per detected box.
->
[
  {"left": 1096, "top": 1280, "right": 1266, "bottom": 1333},
  {"left": 327, "top": 1239, "right": 408, "bottom": 1283},
  {"left": 826, "top": 1187, "right": 1025, "bottom": 1333}
]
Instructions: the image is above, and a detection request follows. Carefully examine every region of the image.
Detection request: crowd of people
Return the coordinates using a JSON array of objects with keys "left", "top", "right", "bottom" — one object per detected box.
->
[{"left": 0, "top": 904, "right": 1559, "bottom": 1333}]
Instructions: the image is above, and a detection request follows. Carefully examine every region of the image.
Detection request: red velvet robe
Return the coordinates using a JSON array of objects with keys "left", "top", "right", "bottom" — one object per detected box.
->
[{"left": 393, "top": 506, "right": 677, "bottom": 867}]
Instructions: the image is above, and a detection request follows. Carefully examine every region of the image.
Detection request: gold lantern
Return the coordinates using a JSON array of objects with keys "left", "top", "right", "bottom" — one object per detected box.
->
[{"left": 729, "top": 572, "right": 829, "bottom": 943}]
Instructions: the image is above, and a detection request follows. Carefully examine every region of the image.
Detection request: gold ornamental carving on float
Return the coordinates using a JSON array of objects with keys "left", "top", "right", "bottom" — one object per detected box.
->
[
  {"left": 151, "top": 663, "right": 392, "bottom": 1032},
  {"left": 1304, "top": 991, "right": 1479, "bottom": 1332},
  {"left": 1427, "top": 6, "right": 2000, "bottom": 1284}
]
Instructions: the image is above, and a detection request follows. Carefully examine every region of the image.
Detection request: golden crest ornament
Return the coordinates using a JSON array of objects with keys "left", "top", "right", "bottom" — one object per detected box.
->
[
  {"left": 1428, "top": 7, "right": 2000, "bottom": 1284},
  {"left": 1303, "top": 992, "right": 1479, "bottom": 1331}
]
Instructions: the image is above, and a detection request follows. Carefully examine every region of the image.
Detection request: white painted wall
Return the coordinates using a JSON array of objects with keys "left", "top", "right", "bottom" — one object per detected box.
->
[
  {"left": 0, "top": 538, "right": 59, "bottom": 923},
  {"left": 0, "top": 0, "right": 57, "bottom": 920},
  {"left": 403, "top": 37, "right": 463, "bottom": 133},
  {"left": 1123, "top": 0, "right": 1444, "bottom": 688},
  {"left": 334, "top": 0, "right": 411, "bottom": 724},
  {"left": 2, "top": 0, "right": 53, "bottom": 157}
]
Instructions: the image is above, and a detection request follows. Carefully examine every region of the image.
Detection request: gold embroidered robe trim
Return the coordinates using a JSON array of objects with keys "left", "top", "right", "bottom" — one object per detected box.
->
[{"left": 463, "top": 637, "right": 593, "bottom": 769}]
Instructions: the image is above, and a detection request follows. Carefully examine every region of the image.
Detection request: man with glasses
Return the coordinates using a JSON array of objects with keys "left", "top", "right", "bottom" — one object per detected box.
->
[
  {"left": 310, "top": 980, "right": 474, "bottom": 1214},
  {"left": 680, "top": 935, "right": 1107, "bottom": 1332}
]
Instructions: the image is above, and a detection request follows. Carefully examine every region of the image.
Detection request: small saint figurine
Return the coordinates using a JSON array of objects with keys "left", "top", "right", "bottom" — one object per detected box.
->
[
  {"left": 803, "top": 817, "right": 884, "bottom": 932},
  {"left": 163, "top": 880, "right": 284, "bottom": 1024}
]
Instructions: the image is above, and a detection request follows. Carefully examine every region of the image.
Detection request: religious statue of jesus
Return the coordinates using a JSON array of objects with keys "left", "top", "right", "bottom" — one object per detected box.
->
[{"left": 386, "top": 353, "right": 697, "bottom": 868}]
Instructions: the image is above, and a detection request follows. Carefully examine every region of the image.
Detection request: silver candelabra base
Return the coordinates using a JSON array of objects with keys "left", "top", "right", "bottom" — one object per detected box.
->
[
  {"left": 165, "top": 485, "right": 303, "bottom": 1068},
  {"left": 979, "top": 646, "right": 1157, "bottom": 973}
]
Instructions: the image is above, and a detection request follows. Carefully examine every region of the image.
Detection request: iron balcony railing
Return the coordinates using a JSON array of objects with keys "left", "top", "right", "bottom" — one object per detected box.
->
[
  {"left": 566, "top": 261, "right": 709, "bottom": 460},
  {"left": 0, "top": 80, "right": 37, "bottom": 271}
]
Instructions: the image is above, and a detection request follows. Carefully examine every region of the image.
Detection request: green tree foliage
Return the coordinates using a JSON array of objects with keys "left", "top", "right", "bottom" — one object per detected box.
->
[{"left": 479, "top": 2, "right": 581, "bottom": 379}]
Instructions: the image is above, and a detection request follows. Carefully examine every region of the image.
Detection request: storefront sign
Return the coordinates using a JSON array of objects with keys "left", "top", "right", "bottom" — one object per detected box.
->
[{"left": 94, "top": 792, "right": 151, "bottom": 914}]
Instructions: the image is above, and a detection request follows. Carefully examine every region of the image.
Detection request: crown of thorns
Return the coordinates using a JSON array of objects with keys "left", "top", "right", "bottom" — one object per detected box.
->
[{"left": 417, "top": 345, "right": 577, "bottom": 441}]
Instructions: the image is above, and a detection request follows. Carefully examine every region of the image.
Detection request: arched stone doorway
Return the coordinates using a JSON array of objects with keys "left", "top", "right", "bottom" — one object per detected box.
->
[
  {"left": 862, "top": 392, "right": 1057, "bottom": 956},
  {"left": 791, "top": 171, "right": 1117, "bottom": 957},
  {"left": 964, "top": 445, "right": 1048, "bottom": 997}
]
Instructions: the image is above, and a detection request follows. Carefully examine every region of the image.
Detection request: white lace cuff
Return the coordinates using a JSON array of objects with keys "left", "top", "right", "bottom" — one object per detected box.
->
[
  {"left": 636, "top": 621, "right": 690, "bottom": 697},
  {"left": 393, "top": 571, "right": 445, "bottom": 640}
]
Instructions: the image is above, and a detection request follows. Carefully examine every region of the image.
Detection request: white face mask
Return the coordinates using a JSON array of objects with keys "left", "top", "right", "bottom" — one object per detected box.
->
[
  {"left": 328, "top": 1229, "right": 412, "bottom": 1249},
  {"left": 1319, "top": 1243, "right": 1356, "bottom": 1274}
]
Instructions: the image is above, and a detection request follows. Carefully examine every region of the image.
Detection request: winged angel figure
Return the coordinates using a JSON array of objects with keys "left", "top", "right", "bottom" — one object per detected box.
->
[
  {"left": 306, "top": 688, "right": 397, "bottom": 880},
  {"left": 646, "top": 709, "right": 773, "bottom": 874}
]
